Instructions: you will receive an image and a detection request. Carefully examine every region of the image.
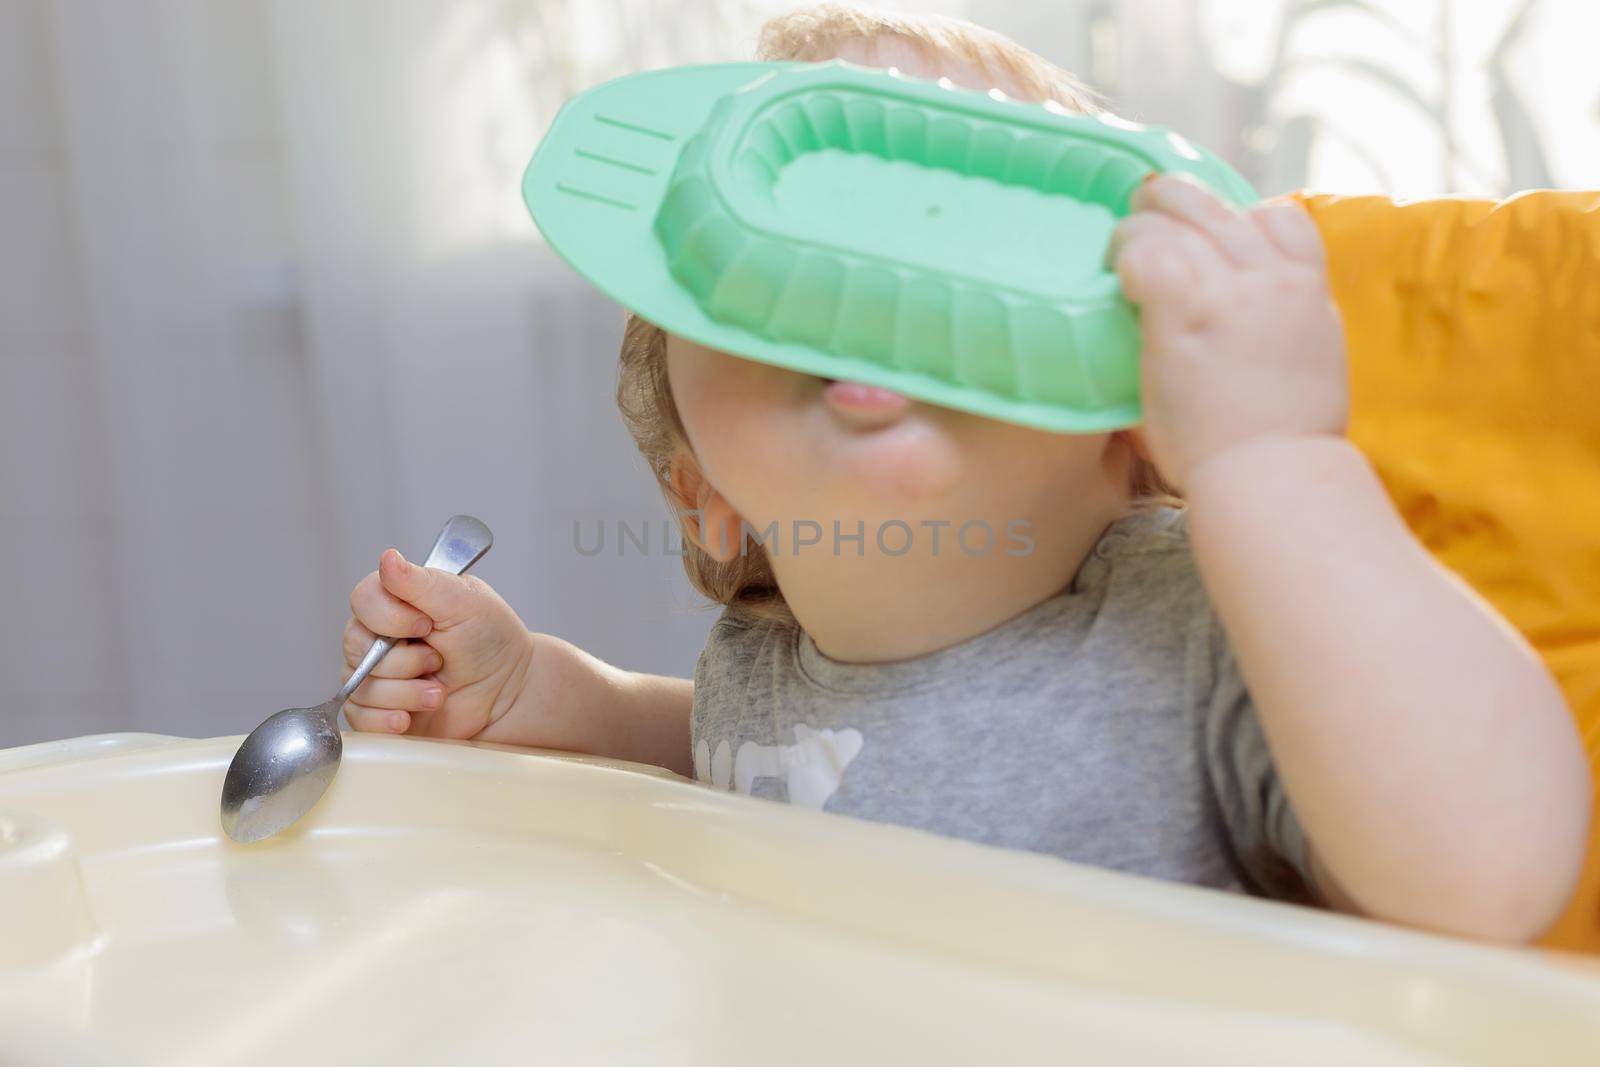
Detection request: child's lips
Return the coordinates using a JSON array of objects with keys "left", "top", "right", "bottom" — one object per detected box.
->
[{"left": 820, "top": 378, "right": 910, "bottom": 424}]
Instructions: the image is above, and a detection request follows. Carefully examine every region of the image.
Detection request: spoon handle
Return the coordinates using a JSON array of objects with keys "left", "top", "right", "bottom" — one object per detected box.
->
[
  {"left": 331, "top": 515, "right": 495, "bottom": 709},
  {"left": 335, "top": 637, "right": 398, "bottom": 708}
]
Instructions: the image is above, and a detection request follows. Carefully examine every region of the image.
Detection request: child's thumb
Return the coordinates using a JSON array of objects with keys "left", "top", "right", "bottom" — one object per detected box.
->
[{"left": 378, "top": 548, "right": 477, "bottom": 627}]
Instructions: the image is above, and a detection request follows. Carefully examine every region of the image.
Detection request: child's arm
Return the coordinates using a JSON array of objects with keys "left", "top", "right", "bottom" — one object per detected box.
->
[
  {"left": 474, "top": 635, "right": 695, "bottom": 778},
  {"left": 1187, "top": 434, "right": 1587, "bottom": 940},
  {"left": 344, "top": 547, "right": 694, "bottom": 777},
  {"left": 1113, "top": 176, "right": 1592, "bottom": 942}
]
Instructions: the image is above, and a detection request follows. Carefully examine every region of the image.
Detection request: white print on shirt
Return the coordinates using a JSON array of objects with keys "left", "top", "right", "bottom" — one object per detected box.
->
[{"left": 693, "top": 724, "right": 865, "bottom": 809}]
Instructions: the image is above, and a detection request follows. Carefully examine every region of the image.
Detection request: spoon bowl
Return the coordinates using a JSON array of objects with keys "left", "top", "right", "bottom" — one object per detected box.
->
[
  {"left": 220, "top": 703, "right": 343, "bottom": 843},
  {"left": 220, "top": 515, "right": 493, "bottom": 844}
]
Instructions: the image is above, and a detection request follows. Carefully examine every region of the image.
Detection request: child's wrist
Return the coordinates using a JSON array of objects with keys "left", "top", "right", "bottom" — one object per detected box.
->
[
  {"left": 469, "top": 628, "right": 541, "bottom": 746},
  {"left": 1179, "top": 432, "right": 1359, "bottom": 500},
  {"left": 503, "top": 630, "right": 639, "bottom": 758}
]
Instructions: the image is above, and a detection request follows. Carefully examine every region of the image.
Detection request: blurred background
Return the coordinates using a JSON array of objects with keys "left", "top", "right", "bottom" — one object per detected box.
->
[{"left": 2, "top": 0, "right": 1596, "bottom": 747}]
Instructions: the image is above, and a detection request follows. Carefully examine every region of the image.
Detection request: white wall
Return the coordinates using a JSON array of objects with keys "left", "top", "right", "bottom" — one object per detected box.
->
[{"left": 0, "top": 1, "right": 726, "bottom": 746}]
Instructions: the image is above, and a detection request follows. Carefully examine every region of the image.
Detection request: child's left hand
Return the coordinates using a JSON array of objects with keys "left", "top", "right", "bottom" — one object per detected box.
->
[{"left": 1109, "top": 175, "right": 1350, "bottom": 488}]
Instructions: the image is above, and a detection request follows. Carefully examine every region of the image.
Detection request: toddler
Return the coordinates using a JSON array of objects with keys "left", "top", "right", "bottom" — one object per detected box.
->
[{"left": 340, "top": 6, "right": 1590, "bottom": 942}]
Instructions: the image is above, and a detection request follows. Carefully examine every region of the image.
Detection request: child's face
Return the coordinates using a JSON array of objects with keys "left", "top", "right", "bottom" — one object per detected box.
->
[{"left": 665, "top": 333, "right": 1127, "bottom": 558}]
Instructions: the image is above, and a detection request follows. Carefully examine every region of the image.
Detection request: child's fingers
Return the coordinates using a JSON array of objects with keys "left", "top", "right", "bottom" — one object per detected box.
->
[
  {"left": 341, "top": 620, "right": 442, "bottom": 679},
  {"left": 349, "top": 676, "right": 445, "bottom": 717},
  {"left": 377, "top": 549, "right": 480, "bottom": 630},
  {"left": 350, "top": 567, "right": 434, "bottom": 639},
  {"left": 1131, "top": 173, "right": 1272, "bottom": 269},
  {"left": 1112, "top": 213, "right": 1227, "bottom": 316},
  {"left": 1104, "top": 211, "right": 1155, "bottom": 269},
  {"left": 1251, "top": 200, "right": 1328, "bottom": 267},
  {"left": 345, "top": 702, "right": 412, "bottom": 734},
  {"left": 1106, "top": 212, "right": 1223, "bottom": 275}
]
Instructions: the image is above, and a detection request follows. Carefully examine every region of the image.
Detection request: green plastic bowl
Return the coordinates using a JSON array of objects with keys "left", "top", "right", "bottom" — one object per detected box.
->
[{"left": 522, "top": 60, "right": 1257, "bottom": 433}]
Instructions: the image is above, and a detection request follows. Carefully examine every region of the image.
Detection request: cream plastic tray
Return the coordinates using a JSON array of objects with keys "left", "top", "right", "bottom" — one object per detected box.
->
[{"left": 2, "top": 733, "right": 1598, "bottom": 1066}]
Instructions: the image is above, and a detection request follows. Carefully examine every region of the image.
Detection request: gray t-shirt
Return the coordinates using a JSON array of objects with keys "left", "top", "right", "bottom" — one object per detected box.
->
[{"left": 689, "top": 504, "right": 1315, "bottom": 903}]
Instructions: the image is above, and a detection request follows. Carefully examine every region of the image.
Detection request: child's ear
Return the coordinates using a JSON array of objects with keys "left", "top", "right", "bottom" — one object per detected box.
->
[{"left": 667, "top": 450, "right": 745, "bottom": 563}]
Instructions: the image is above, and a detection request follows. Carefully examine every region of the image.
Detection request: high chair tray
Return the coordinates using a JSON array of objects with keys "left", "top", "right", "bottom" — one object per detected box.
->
[
  {"left": 522, "top": 60, "right": 1257, "bottom": 433},
  {"left": 2, "top": 732, "right": 1598, "bottom": 1065}
]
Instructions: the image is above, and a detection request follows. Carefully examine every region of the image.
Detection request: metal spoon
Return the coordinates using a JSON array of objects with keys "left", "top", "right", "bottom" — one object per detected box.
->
[{"left": 220, "top": 515, "right": 493, "bottom": 843}]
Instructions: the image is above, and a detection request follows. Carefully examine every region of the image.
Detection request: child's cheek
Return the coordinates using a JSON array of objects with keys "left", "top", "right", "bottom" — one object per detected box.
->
[
  {"left": 674, "top": 370, "right": 803, "bottom": 502},
  {"left": 823, "top": 418, "right": 967, "bottom": 507}
]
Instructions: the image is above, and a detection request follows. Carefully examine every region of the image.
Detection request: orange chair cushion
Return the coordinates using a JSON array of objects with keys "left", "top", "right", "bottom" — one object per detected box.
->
[{"left": 1289, "top": 190, "right": 1600, "bottom": 951}]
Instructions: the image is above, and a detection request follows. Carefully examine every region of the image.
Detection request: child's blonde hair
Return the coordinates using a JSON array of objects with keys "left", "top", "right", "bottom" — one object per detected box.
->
[{"left": 616, "top": 4, "right": 1181, "bottom": 624}]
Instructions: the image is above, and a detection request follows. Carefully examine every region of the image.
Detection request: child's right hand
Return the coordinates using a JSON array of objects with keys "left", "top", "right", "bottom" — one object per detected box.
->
[{"left": 342, "top": 548, "right": 534, "bottom": 738}]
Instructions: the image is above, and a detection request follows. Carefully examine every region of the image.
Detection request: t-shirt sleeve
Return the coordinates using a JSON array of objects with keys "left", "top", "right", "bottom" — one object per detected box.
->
[{"left": 1199, "top": 601, "right": 1316, "bottom": 902}]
